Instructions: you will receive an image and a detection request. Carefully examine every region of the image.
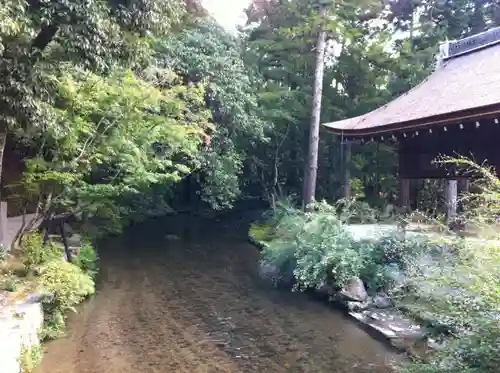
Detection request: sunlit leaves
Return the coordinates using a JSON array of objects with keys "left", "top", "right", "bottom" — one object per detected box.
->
[{"left": 21, "top": 65, "right": 210, "bottom": 223}]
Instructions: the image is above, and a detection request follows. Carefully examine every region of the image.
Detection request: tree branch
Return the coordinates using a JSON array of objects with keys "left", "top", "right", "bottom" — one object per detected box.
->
[{"left": 31, "top": 24, "right": 59, "bottom": 54}]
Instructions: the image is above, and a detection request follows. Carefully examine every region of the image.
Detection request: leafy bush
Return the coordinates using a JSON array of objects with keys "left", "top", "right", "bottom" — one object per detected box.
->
[
  {"left": 359, "top": 235, "right": 436, "bottom": 292},
  {"left": 0, "top": 275, "right": 18, "bottom": 292},
  {"left": 257, "top": 199, "right": 438, "bottom": 293},
  {"left": 260, "top": 201, "right": 364, "bottom": 290},
  {"left": 293, "top": 208, "right": 361, "bottom": 290},
  {"left": 73, "top": 242, "right": 98, "bottom": 278},
  {"left": 37, "top": 259, "right": 95, "bottom": 340},
  {"left": 19, "top": 233, "right": 61, "bottom": 269},
  {"left": 336, "top": 198, "right": 378, "bottom": 224},
  {"left": 40, "top": 309, "right": 66, "bottom": 341},
  {"left": 19, "top": 344, "right": 43, "bottom": 373},
  {"left": 38, "top": 260, "right": 95, "bottom": 312},
  {"left": 402, "top": 238, "right": 500, "bottom": 373}
]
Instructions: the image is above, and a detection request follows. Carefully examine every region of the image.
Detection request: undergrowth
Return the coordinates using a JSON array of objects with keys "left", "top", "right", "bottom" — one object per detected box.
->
[
  {"left": 19, "top": 344, "right": 43, "bottom": 373},
  {"left": 253, "top": 199, "right": 433, "bottom": 292},
  {"left": 3, "top": 231, "right": 98, "bottom": 341},
  {"left": 37, "top": 259, "right": 95, "bottom": 340},
  {"left": 0, "top": 273, "right": 18, "bottom": 291},
  {"left": 400, "top": 157, "right": 500, "bottom": 373},
  {"left": 72, "top": 241, "right": 99, "bottom": 278},
  {"left": 251, "top": 157, "right": 500, "bottom": 373}
]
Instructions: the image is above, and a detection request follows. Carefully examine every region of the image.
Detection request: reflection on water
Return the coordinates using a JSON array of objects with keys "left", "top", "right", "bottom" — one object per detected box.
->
[{"left": 36, "top": 214, "right": 399, "bottom": 373}]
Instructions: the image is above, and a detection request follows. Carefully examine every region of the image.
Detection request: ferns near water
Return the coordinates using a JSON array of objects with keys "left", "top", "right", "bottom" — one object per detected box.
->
[{"left": 257, "top": 199, "right": 423, "bottom": 292}]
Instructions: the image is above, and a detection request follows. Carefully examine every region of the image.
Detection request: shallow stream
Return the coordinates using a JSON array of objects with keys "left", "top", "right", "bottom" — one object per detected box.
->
[{"left": 36, "top": 214, "right": 398, "bottom": 373}]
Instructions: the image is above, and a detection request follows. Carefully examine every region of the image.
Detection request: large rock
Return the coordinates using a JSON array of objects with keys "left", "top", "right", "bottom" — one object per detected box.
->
[
  {"left": 258, "top": 260, "right": 294, "bottom": 288},
  {"left": 316, "top": 280, "right": 335, "bottom": 296},
  {"left": 340, "top": 277, "right": 368, "bottom": 301},
  {"left": 0, "top": 301, "right": 44, "bottom": 373},
  {"left": 347, "top": 300, "right": 372, "bottom": 312},
  {"left": 386, "top": 264, "right": 407, "bottom": 294},
  {"left": 258, "top": 261, "right": 281, "bottom": 287},
  {"left": 373, "top": 293, "right": 393, "bottom": 309}
]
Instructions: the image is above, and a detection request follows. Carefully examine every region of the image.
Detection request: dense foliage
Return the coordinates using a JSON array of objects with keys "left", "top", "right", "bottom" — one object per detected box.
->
[
  {"left": 3, "top": 0, "right": 499, "bottom": 228},
  {"left": 252, "top": 199, "right": 433, "bottom": 292},
  {"left": 2, "top": 0, "right": 499, "bottom": 371}
]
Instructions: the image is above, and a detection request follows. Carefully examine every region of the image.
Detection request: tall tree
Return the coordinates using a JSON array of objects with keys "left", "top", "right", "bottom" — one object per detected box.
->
[{"left": 303, "top": 4, "right": 327, "bottom": 208}]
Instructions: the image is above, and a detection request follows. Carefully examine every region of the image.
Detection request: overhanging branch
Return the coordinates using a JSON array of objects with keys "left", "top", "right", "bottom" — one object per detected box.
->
[{"left": 31, "top": 24, "right": 59, "bottom": 53}]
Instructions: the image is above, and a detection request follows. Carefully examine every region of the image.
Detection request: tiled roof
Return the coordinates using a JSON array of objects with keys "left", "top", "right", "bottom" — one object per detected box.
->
[{"left": 323, "top": 30, "right": 500, "bottom": 136}]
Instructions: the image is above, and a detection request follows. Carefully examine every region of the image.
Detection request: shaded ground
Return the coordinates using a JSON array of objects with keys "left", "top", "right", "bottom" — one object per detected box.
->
[{"left": 36, "top": 214, "right": 399, "bottom": 373}]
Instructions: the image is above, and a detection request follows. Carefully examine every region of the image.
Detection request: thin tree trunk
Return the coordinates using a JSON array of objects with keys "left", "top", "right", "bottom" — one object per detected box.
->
[
  {"left": 60, "top": 222, "right": 72, "bottom": 263},
  {"left": 303, "top": 7, "right": 327, "bottom": 209},
  {"left": 0, "top": 130, "right": 7, "bottom": 201}
]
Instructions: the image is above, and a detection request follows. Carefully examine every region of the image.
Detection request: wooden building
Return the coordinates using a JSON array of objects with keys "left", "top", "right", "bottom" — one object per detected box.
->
[{"left": 322, "top": 27, "right": 500, "bottom": 219}]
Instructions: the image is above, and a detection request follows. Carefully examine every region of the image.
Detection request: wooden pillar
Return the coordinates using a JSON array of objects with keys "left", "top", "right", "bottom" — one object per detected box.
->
[
  {"left": 446, "top": 179, "right": 458, "bottom": 223},
  {"left": 399, "top": 178, "right": 411, "bottom": 212},
  {"left": 343, "top": 141, "right": 351, "bottom": 198},
  {"left": 458, "top": 178, "right": 470, "bottom": 212},
  {"left": 458, "top": 178, "right": 470, "bottom": 194},
  {"left": 0, "top": 201, "right": 7, "bottom": 250}
]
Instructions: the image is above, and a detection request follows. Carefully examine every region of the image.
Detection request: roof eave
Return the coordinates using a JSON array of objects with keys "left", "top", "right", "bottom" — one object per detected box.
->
[{"left": 322, "top": 103, "right": 500, "bottom": 137}]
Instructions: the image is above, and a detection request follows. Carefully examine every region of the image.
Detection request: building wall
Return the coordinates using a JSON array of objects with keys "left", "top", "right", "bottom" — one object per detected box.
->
[
  {"left": 1, "top": 138, "right": 37, "bottom": 217},
  {"left": 0, "top": 300, "right": 44, "bottom": 373}
]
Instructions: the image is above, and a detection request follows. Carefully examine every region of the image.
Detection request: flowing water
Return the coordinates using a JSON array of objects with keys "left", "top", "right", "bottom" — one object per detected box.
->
[{"left": 36, "top": 213, "right": 399, "bottom": 373}]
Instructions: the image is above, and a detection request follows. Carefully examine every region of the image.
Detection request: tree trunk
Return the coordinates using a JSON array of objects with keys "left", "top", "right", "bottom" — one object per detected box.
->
[
  {"left": 60, "top": 222, "right": 72, "bottom": 263},
  {"left": 0, "top": 131, "right": 7, "bottom": 249},
  {"left": 302, "top": 8, "right": 327, "bottom": 209},
  {"left": 343, "top": 141, "right": 351, "bottom": 199},
  {"left": 0, "top": 130, "right": 7, "bottom": 201},
  {"left": 446, "top": 179, "right": 458, "bottom": 225}
]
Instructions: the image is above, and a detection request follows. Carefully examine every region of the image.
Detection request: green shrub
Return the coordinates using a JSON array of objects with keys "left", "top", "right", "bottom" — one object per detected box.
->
[
  {"left": 0, "top": 275, "right": 18, "bottom": 292},
  {"left": 19, "top": 344, "right": 43, "bottom": 373},
  {"left": 261, "top": 201, "right": 363, "bottom": 290},
  {"left": 73, "top": 242, "right": 98, "bottom": 278},
  {"left": 37, "top": 259, "right": 95, "bottom": 340},
  {"left": 258, "top": 199, "right": 440, "bottom": 293},
  {"left": 37, "top": 259, "right": 95, "bottom": 313},
  {"left": 19, "top": 233, "right": 61, "bottom": 269},
  {"left": 39, "top": 309, "right": 66, "bottom": 341},
  {"left": 293, "top": 209, "right": 360, "bottom": 289},
  {"left": 336, "top": 198, "right": 378, "bottom": 224}
]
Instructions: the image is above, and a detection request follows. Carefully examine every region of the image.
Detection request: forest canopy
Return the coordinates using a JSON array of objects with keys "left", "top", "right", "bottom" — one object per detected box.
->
[{"left": 1, "top": 0, "right": 499, "bottom": 232}]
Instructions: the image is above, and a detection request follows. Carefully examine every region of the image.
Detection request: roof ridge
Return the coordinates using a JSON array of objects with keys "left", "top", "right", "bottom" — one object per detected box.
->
[{"left": 439, "top": 26, "right": 500, "bottom": 62}]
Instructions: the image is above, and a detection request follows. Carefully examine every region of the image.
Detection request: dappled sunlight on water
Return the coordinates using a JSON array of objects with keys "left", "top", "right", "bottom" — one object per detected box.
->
[{"left": 36, "top": 215, "right": 400, "bottom": 373}]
